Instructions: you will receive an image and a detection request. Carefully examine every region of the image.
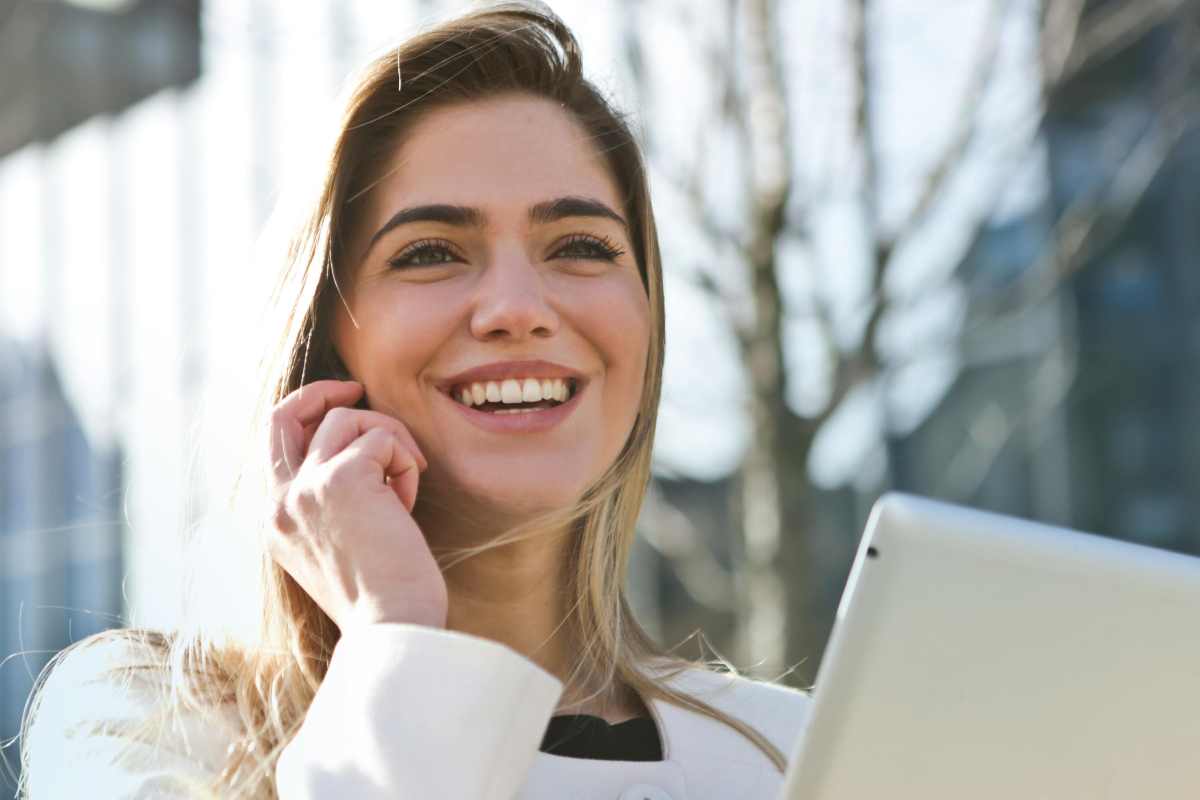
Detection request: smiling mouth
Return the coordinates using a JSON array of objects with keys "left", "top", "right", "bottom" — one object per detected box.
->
[{"left": 448, "top": 377, "right": 579, "bottom": 414}]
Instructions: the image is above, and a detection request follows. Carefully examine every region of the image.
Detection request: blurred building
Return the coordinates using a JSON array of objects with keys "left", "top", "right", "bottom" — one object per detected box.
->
[
  {"left": 0, "top": 0, "right": 200, "bottom": 777},
  {"left": 0, "top": 0, "right": 201, "bottom": 160},
  {"left": 0, "top": 339, "right": 125, "bottom": 754},
  {"left": 1050, "top": 21, "right": 1200, "bottom": 556},
  {"left": 894, "top": 10, "right": 1199, "bottom": 556}
]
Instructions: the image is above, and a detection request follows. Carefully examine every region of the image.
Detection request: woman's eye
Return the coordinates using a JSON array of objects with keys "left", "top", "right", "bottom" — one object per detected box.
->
[
  {"left": 388, "top": 241, "right": 460, "bottom": 269},
  {"left": 386, "top": 236, "right": 624, "bottom": 270},
  {"left": 553, "top": 234, "right": 625, "bottom": 262}
]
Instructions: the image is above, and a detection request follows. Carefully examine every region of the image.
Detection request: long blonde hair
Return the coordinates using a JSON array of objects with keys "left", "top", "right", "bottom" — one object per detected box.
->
[{"left": 19, "top": 3, "right": 790, "bottom": 796}]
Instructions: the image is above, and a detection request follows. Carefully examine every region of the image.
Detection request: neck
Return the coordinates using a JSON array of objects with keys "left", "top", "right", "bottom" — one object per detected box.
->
[
  {"left": 413, "top": 496, "right": 636, "bottom": 719},
  {"left": 414, "top": 494, "right": 578, "bottom": 676}
]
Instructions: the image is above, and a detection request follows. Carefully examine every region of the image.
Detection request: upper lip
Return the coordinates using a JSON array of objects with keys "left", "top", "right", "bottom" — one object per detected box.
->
[{"left": 437, "top": 360, "right": 585, "bottom": 393}]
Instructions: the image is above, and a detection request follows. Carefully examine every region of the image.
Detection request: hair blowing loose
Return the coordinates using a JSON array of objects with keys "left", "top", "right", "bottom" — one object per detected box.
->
[{"left": 19, "top": 3, "right": 791, "bottom": 796}]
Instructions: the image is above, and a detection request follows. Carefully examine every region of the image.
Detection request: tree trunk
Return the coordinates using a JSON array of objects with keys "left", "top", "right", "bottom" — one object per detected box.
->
[
  {"left": 776, "top": 417, "right": 835, "bottom": 689},
  {"left": 733, "top": 355, "right": 786, "bottom": 676},
  {"left": 732, "top": 0, "right": 794, "bottom": 679}
]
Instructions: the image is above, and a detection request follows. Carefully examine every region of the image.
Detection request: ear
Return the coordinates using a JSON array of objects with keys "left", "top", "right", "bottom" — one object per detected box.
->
[
  {"left": 326, "top": 349, "right": 370, "bottom": 410},
  {"left": 325, "top": 345, "right": 353, "bottom": 382}
]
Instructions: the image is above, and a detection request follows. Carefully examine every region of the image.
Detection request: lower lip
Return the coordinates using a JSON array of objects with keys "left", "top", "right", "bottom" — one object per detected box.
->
[{"left": 441, "top": 384, "right": 584, "bottom": 433}]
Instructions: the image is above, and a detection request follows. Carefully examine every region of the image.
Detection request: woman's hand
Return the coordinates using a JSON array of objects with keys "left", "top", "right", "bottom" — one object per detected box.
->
[{"left": 266, "top": 380, "right": 448, "bottom": 633}]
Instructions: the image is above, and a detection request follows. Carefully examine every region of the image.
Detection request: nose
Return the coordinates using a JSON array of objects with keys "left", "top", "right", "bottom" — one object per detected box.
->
[{"left": 469, "top": 247, "right": 560, "bottom": 342}]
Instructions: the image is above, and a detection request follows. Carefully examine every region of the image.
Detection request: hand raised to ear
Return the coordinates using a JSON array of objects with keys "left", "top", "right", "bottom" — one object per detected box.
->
[{"left": 266, "top": 380, "right": 447, "bottom": 634}]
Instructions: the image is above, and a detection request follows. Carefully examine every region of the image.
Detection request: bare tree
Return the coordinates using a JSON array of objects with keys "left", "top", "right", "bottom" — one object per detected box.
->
[{"left": 628, "top": 0, "right": 1198, "bottom": 683}]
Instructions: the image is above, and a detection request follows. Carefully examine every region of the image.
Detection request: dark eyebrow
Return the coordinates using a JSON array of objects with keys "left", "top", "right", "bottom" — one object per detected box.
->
[
  {"left": 363, "top": 196, "right": 627, "bottom": 258},
  {"left": 529, "top": 196, "right": 628, "bottom": 230},
  {"left": 366, "top": 204, "right": 486, "bottom": 252}
]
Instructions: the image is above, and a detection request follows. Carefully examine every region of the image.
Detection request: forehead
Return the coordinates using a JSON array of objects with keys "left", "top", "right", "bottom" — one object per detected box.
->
[{"left": 367, "top": 94, "right": 623, "bottom": 224}]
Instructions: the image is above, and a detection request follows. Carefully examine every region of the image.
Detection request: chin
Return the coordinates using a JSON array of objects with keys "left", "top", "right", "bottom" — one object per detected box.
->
[
  {"left": 485, "top": 483, "right": 583, "bottom": 517},
  {"left": 455, "top": 468, "right": 591, "bottom": 521}
]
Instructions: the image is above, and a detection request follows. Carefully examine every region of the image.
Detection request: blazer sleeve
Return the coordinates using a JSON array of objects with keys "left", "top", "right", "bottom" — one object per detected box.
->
[{"left": 274, "top": 623, "right": 565, "bottom": 800}]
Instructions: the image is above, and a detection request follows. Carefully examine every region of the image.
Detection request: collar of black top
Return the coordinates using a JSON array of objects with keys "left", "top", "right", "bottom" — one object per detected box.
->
[{"left": 540, "top": 714, "right": 663, "bottom": 762}]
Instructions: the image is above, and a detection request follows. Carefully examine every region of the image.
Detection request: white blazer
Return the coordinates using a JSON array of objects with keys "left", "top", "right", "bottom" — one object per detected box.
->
[{"left": 26, "top": 624, "right": 812, "bottom": 799}]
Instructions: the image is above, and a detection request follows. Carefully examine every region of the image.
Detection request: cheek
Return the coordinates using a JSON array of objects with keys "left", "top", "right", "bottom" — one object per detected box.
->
[
  {"left": 335, "top": 284, "right": 454, "bottom": 386},
  {"left": 563, "top": 273, "right": 651, "bottom": 410}
]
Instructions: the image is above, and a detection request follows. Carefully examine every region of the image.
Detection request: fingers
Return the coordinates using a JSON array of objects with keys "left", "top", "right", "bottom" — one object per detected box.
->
[
  {"left": 268, "top": 381, "right": 365, "bottom": 484},
  {"left": 306, "top": 408, "right": 428, "bottom": 472},
  {"left": 301, "top": 420, "right": 319, "bottom": 457},
  {"left": 267, "top": 381, "right": 429, "bottom": 500},
  {"left": 268, "top": 414, "right": 305, "bottom": 487},
  {"left": 283, "top": 380, "right": 365, "bottom": 426},
  {"left": 330, "top": 428, "right": 422, "bottom": 513}
]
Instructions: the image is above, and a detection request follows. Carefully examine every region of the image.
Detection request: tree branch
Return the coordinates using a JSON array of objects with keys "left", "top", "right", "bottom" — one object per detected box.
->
[
  {"left": 970, "top": 93, "right": 1193, "bottom": 323},
  {"left": 1041, "top": 0, "right": 1088, "bottom": 84},
  {"left": 737, "top": 0, "right": 793, "bottom": 392},
  {"left": 873, "top": 0, "right": 1180, "bottom": 343},
  {"left": 886, "top": 0, "right": 1009, "bottom": 248},
  {"left": 934, "top": 339, "right": 1078, "bottom": 502},
  {"left": 853, "top": 0, "right": 1007, "bottom": 404},
  {"left": 1060, "top": 0, "right": 1189, "bottom": 83},
  {"left": 875, "top": 0, "right": 1197, "bottom": 345}
]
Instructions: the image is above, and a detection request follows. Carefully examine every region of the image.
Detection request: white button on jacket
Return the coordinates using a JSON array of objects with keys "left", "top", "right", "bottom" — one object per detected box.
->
[{"left": 26, "top": 624, "right": 812, "bottom": 799}]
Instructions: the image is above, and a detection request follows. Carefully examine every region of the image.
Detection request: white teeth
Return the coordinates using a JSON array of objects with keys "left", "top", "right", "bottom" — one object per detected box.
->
[{"left": 450, "top": 377, "right": 577, "bottom": 409}]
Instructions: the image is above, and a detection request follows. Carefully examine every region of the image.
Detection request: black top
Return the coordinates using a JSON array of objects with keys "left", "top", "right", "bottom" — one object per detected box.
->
[{"left": 539, "top": 714, "right": 663, "bottom": 761}]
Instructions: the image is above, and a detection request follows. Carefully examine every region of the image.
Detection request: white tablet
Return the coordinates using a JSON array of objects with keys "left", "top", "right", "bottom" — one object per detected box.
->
[{"left": 780, "top": 492, "right": 1200, "bottom": 799}]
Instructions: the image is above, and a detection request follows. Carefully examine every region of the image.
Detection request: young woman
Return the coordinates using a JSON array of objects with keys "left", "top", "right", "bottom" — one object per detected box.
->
[{"left": 20, "top": 4, "right": 811, "bottom": 797}]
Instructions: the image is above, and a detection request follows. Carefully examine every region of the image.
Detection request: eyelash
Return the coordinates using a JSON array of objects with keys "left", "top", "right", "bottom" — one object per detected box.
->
[{"left": 387, "top": 234, "right": 626, "bottom": 270}]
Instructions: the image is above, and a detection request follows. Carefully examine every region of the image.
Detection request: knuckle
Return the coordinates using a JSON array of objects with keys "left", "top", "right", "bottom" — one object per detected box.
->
[
  {"left": 364, "top": 409, "right": 391, "bottom": 426},
  {"left": 363, "top": 426, "right": 395, "bottom": 446},
  {"left": 270, "top": 501, "right": 298, "bottom": 535},
  {"left": 269, "top": 454, "right": 297, "bottom": 481},
  {"left": 358, "top": 409, "right": 397, "bottom": 434},
  {"left": 384, "top": 416, "right": 412, "bottom": 439},
  {"left": 268, "top": 403, "right": 290, "bottom": 429},
  {"left": 288, "top": 483, "right": 321, "bottom": 518},
  {"left": 324, "top": 457, "right": 364, "bottom": 490},
  {"left": 323, "top": 406, "right": 354, "bottom": 427}
]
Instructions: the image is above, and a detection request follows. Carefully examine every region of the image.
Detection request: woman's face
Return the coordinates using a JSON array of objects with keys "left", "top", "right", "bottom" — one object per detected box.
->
[{"left": 333, "top": 94, "right": 651, "bottom": 522}]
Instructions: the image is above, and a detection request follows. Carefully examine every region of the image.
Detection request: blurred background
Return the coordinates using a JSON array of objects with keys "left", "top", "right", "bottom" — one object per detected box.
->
[{"left": 1, "top": 0, "right": 1197, "bottom": 790}]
